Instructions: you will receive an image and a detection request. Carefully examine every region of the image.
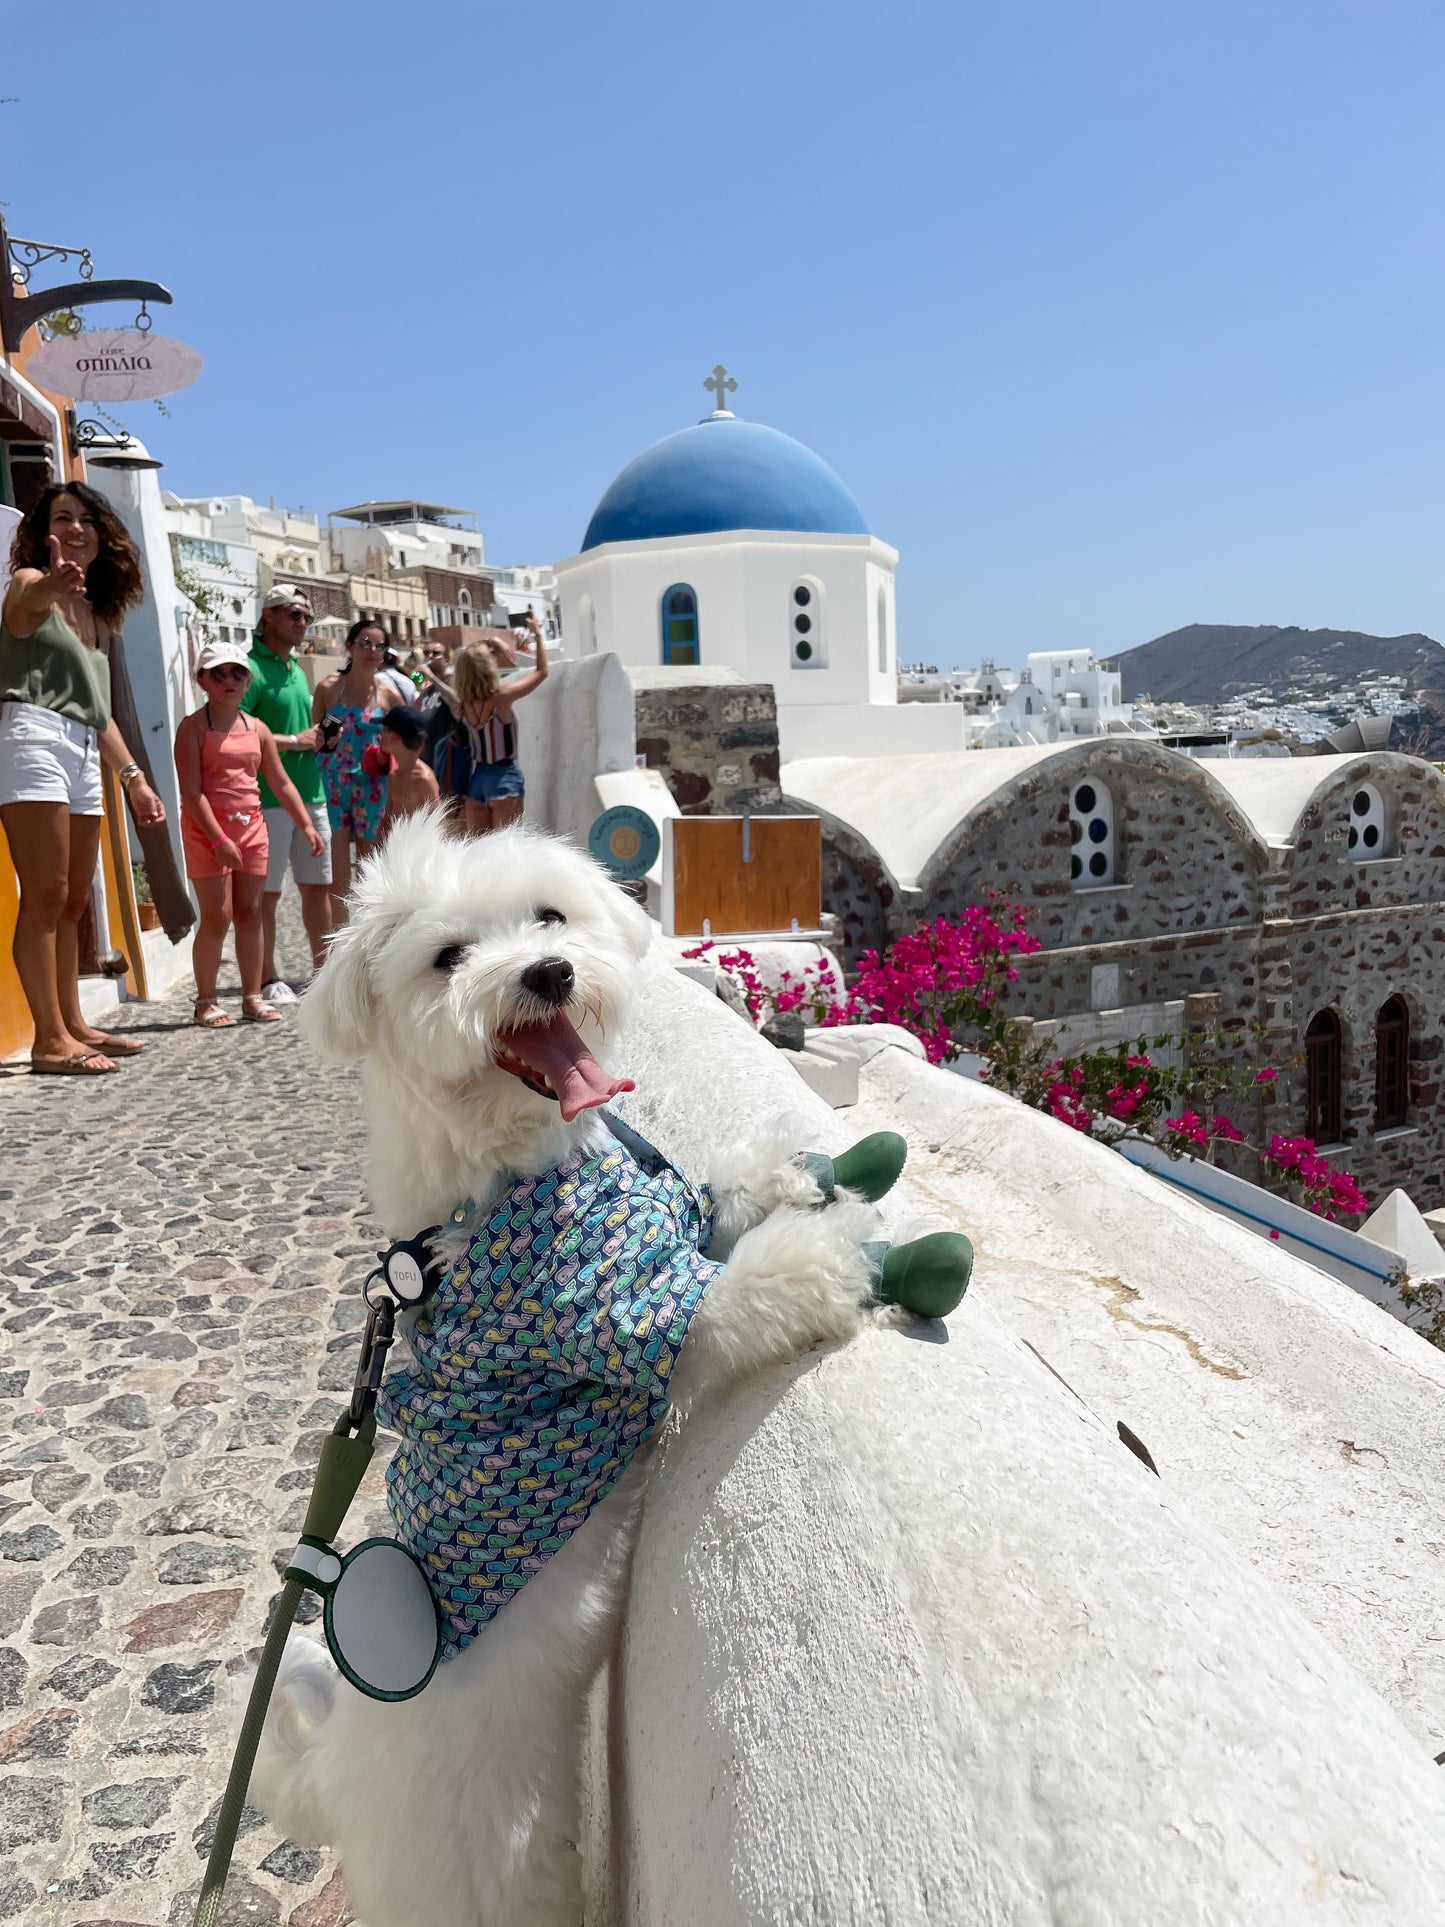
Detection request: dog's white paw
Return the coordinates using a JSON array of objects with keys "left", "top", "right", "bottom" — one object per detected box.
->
[
  {"left": 706, "top": 1112, "right": 829, "bottom": 1258},
  {"left": 684, "top": 1196, "right": 879, "bottom": 1385}
]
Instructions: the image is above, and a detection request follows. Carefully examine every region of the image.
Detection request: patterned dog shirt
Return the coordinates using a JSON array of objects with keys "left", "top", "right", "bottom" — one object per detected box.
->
[{"left": 379, "top": 1137, "right": 720, "bottom": 1661}]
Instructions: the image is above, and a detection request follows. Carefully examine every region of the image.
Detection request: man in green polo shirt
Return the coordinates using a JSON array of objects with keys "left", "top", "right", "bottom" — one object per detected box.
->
[{"left": 241, "top": 586, "right": 333, "bottom": 1002}]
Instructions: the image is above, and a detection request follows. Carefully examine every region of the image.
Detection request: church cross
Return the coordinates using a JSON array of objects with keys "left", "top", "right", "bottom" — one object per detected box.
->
[{"left": 703, "top": 363, "right": 737, "bottom": 413}]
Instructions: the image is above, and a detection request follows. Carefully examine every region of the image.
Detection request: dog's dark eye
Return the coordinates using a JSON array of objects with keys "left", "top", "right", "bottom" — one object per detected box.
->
[
  {"left": 433, "top": 943, "right": 467, "bottom": 973},
  {"left": 536, "top": 906, "right": 566, "bottom": 927}
]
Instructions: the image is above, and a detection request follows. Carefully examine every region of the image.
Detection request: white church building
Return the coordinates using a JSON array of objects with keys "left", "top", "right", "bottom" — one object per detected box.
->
[{"left": 553, "top": 372, "right": 965, "bottom": 761}]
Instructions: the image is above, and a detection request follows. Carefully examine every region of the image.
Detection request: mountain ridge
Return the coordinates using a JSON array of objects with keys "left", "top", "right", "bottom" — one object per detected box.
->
[{"left": 1108, "top": 624, "right": 1445, "bottom": 706}]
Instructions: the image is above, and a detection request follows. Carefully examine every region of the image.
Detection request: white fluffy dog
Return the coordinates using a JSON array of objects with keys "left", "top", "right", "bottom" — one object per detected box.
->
[{"left": 251, "top": 814, "right": 883, "bottom": 1927}]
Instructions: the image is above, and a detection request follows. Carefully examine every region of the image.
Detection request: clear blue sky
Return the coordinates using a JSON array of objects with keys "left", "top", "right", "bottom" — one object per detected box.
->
[{"left": 4, "top": 1, "right": 1442, "bottom": 666}]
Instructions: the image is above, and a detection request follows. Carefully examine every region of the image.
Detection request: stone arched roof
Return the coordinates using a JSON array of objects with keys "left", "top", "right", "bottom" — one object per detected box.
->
[
  {"left": 782, "top": 740, "right": 1274, "bottom": 898},
  {"left": 1204, "top": 751, "right": 1445, "bottom": 846}
]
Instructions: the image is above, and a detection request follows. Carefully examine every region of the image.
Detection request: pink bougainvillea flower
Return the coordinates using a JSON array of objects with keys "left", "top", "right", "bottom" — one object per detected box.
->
[{"left": 1254, "top": 1066, "right": 1279, "bottom": 1084}]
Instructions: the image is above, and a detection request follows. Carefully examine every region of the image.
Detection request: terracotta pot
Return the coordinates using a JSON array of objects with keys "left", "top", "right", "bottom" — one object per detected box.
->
[{"left": 137, "top": 902, "right": 160, "bottom": 932}]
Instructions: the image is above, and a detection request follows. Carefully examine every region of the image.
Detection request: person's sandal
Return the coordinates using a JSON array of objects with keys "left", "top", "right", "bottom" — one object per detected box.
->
[
  {"left": 30, "top": 1050, "right": 117, "bottom": 1076},
  {"left": 193, "top": 1000, "right": 236, "bottom": 1030},
  {"left": 241, "top": 996, "right": 281, "bottom": 1024},
  {"left": 82, "top": 1031, "right": 145, "bottom": 1057}
]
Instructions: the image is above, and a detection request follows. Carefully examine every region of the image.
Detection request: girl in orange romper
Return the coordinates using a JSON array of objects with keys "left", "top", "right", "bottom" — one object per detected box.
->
[{"left": 175, "top": 641, "right": 323, "bottom": 1028}]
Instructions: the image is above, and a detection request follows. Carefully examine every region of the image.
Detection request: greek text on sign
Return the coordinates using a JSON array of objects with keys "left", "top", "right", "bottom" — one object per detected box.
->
[{"left": 25, "top": 329, "right": 203, "bottom": 402}]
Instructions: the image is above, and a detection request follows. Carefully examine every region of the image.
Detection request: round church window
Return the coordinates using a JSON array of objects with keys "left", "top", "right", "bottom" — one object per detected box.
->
[
  {"left": 790, "top": 579, "right": 824, "bottom": 669},
  {"left": 1068, "top": 778, "right": 1115, "bottom": 888},
  {"left": 1347, "top": 783, "right": 1386, "bottom": 861}
]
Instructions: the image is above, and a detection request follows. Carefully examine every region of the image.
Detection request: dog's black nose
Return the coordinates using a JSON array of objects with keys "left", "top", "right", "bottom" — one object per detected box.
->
[{"left": 520, "top": 956, "right": 575, "bottom": 1005}]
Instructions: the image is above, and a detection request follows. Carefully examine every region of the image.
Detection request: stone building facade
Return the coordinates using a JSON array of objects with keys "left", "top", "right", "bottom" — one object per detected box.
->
[
  {"left": 632, "top": 672, "right": 783, "bottom": 817},
  {"left": 783, "top": 741, "right": 1445, "bottom": 1207}
]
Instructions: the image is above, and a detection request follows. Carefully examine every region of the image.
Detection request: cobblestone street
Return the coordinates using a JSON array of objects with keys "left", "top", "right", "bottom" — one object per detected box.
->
[{"left": 0, "top": 907, "right": 387, "bottom": 1927}]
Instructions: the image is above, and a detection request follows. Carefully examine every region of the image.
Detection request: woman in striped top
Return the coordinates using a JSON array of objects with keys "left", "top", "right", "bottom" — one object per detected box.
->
[{"left": 441, "top": 622, "right": 548, "bottom": 835}]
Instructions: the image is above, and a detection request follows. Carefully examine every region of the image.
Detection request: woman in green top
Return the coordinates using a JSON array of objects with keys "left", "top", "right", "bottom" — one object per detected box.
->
[{"left": 0, "top": 483, "right": 166, "bottom": 1075}]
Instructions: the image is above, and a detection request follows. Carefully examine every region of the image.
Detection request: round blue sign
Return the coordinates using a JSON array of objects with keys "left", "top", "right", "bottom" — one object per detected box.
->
[{"left": 589, "top": 806, "right": 660, "bottom": 880}]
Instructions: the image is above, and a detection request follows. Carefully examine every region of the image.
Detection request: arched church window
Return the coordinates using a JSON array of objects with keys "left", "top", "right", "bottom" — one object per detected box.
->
[
  {"left": 661, "top": 585, "right": 699, "bottom": 665},
  {"left": 790, "top": 581, "right": 824, "bottom": 668},
  {"left": 1305, "top": 1010, "right": 1343, "bottom": 1142},
  {"left": 876, "top": 584, "right": 889, "bottom": 673},
  {"left": 1069, "top": 778, "right": 1115, "bottom": 887},
  {"left": 1374, "top": 995, "right": 1408, "bottom": 1130},
  {"left": 1348, "top": 782, "right": 1387, "bottom": 860},
  {"left": 1024, "top": 696, "right": 1033, "bottom": 715}
]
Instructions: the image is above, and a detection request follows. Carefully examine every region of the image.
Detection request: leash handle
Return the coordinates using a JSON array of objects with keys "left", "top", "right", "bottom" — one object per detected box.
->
[
  {"left": 192, "top": 1411, "right": 379, "bottom": 1926},
  {"left": 192, "top": 1579, "right": 303, "bottom": 1927}
]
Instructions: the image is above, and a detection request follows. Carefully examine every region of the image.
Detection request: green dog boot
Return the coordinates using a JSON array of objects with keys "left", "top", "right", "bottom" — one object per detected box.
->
[
  {"left": 795, "top": 1131, "right": 908, "bottom": 1205},
  {"left": 866, "top": 1231, "right": 973, "bottom": 1320}
]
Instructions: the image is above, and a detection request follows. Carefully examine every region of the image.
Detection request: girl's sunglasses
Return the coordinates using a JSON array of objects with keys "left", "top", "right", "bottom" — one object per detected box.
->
[{"left": 205, "top": 665, "right": 250, "bottom": 682}]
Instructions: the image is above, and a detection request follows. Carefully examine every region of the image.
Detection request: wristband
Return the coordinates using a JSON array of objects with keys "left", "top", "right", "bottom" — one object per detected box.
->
[
  {"left": 117, "top": 762, "right": 143, "bottom": 790},
  {"left": 209, "top": 835, "right": 228, "bottom": 852}
]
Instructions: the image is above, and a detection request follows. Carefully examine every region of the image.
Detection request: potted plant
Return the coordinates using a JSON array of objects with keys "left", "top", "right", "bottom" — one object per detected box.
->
[{"left": 133, "top": 861, "right": 160, "bottom": 932}]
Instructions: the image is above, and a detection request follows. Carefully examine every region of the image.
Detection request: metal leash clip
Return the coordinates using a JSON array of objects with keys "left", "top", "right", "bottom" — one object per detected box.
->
[
  {"left": 348, "top": 1298, "right": 396, "bottom": 1431},
  {"left": 349, "top": 1227, "right": 446, "bottom": 1431}
]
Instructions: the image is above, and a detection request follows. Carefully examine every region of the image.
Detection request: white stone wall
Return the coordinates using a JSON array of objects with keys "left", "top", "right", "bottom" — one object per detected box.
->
[
  {"left": 88, "top": 464, "right": 192, "bottom": 835},
  {"left": 777, "top": 698, "right": 968, "bottom": 760},
  {"left": 517, "top": 652, "right": 637, "bottom": 848},
  {"left": 589, "top": 967, "right": 1445, "bottom": 1924}
]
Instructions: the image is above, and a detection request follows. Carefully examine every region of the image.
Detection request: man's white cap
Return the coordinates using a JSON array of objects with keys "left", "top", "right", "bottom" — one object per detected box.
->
[{"left": 260, "top": 585, "right": 313, "bottom": 613}]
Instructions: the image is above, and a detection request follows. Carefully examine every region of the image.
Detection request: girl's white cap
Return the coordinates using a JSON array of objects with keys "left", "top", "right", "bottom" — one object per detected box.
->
[{"left": 195, "top": 640, "right": 253, "bottom": 675}]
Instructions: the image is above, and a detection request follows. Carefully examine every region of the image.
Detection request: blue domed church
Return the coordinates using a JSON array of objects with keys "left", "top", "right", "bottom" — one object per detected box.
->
[{"left": 554, "top": 372, "right": 955, "bottom": 760}]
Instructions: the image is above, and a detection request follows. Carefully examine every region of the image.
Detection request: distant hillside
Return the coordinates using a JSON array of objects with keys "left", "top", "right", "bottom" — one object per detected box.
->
[{"left": 1111, "top": 624, "right": 1445, "bottom": 705}]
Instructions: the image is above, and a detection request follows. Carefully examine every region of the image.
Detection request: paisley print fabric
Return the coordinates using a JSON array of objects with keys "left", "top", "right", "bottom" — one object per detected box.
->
[{"left": 379, "top": 1141, "right": 718, "bottom": 1660}]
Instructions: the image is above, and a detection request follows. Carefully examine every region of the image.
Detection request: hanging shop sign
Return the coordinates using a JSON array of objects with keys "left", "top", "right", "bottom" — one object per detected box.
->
[{"left": 25, "top": 328, "right": 203, "bottom": 403}]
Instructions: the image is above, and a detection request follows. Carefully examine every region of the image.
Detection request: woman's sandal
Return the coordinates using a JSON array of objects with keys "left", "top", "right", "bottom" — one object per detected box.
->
[
  {"left": 193, "top": 1000, "right": 236, "bottom": 1030},
  {"left": 79, "top": 1032, "right": 145, "bottom": 1058},
  {"left": 241, "top": 997, "right": 281, "bottom": 1024},
  {"left": 30, "top": 1050, "right": 117, "bottom": 1076}
]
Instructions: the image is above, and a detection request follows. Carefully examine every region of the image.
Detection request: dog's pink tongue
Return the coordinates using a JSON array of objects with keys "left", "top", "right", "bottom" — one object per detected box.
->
[{"left": 503, "top": 1015, "right": 635, "bottom": 1121}]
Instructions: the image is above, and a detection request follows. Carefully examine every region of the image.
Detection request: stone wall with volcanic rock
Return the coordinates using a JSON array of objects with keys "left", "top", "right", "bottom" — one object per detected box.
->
[{"left": 633, "top": 682, "right": 782, "bottom": 817}]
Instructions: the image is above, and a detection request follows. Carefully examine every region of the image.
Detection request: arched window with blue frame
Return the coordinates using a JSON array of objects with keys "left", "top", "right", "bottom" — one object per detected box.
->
[{"left": 661, "top": 584, "right": 699, "bottom": 665}]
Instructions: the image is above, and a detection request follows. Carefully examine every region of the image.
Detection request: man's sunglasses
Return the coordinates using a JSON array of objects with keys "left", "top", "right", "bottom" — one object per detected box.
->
[{"left": 280, "top": 607, "right": 310, "bottom": 620}]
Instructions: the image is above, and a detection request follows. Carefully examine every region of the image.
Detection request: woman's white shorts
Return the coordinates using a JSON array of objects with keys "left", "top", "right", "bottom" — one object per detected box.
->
[{"left": 0, "top": 701, "right": 105, "bottom": 815}]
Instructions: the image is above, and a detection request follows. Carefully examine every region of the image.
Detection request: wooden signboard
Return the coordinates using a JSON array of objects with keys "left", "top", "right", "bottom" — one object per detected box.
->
[{"left": 663, "top": 815, "right": 821, "bottom": 937}]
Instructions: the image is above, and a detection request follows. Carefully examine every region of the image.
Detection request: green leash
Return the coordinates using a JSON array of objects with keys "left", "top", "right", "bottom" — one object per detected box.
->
[{"left": 192, "top": 1411, "right": 380, "bottom": 1927}]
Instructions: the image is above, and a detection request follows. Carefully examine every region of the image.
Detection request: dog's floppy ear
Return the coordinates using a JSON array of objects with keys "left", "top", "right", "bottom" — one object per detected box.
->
[{"left": 297, "top": 920, "right": 375, "bottom": 1063}]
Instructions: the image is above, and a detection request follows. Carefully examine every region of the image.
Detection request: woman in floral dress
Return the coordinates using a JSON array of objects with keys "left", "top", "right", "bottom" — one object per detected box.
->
[{"left": 311, "top": 617, "right": 404, "bottom": 922}]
